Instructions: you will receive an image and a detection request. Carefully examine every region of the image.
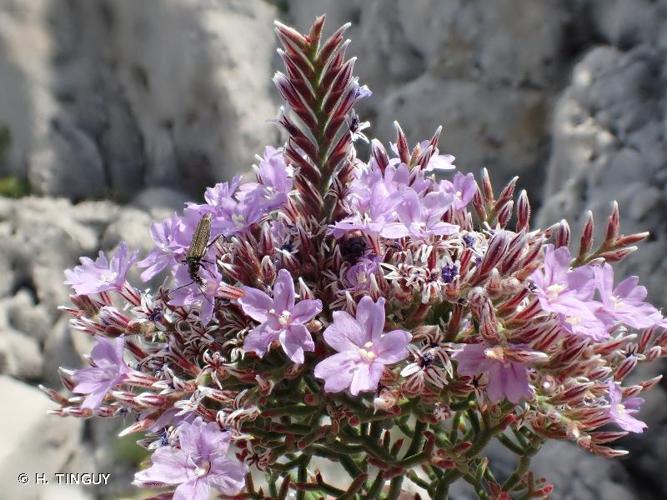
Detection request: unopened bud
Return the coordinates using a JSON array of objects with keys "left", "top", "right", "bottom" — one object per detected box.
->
[
  {"left": 578, "top": 210, "right": 595, "bottom": 259},
  {"left": 516, "top": 190, "right": 531, "bottom": 231}
]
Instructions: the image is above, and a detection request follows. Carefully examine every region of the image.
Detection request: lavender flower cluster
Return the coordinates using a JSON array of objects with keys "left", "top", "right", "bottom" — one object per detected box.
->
[{"left": 44, "top": 17, "right": 667, "bottom": 500}]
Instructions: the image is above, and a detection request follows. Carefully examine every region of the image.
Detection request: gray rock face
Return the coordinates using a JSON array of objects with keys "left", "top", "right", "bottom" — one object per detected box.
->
[
  {"left": 538, "top": 45, "right": 667, "bottom": 305},
  {"left": 0, "top": 0, "right": 279, "bottom": 200},
  {"left": 287, "top": 0, "right": 570, "bottom": 192},
  {"left": 0, "top": 376, "right": 83, "bottom": 500},
  {"left": 530, "top": 441, "right": 637, "bottom": 500},
  {"left": 536, "top": 17, "right": 667, "bottom": 500}
]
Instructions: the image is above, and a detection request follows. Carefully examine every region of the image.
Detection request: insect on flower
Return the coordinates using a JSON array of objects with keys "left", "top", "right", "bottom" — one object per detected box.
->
[
  {"left": 170, "top": 214, "right": 223, "bottom": 299},
  {"left": 186, "top": 213, "right": 214, "bottom": 286}
]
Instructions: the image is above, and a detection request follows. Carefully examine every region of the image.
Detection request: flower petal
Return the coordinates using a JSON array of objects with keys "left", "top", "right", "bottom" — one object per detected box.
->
[
  {"left": 243, "top": 324, "right": 279, "bottom": 358},
  {"left": 238, "top": 287, "right": 273, "bottom": 322},
  {"left": 209, "top": 457, "right": 248, "bottom": 495},
  {"left": 272, "top": 269, "right": 295, "bottom": 312},
  {"left": 279, "top": 324, "right": 315, "bottom": 364},
  {"left": 356, "top": 296, "right": 385, "bottom": 342},
  {"left": 292, "top": 299, "right": 323, "bottom": 323},
  {"left": 349, "top": 361, "right": 384, "bottom": 396},
  {"left": 324, "top": 311, "right": 366, "bottom": 351},
  {"left": 134, "top": 446, "right": 191, "bottom": 486},
  {"left": 314, "top": 352, "right": 359, "bottom": 393},
  {"left": 174, "top": 479, "right": 209, "bottom": 500},
  {"left": 375, "top": 329, "right": 411, "bottom": 364}
]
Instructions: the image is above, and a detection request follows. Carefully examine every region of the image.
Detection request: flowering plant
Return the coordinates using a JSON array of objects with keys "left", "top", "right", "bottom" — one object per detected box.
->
[{"left": 44, "top": 17, "right": 667, "bottom": 500}]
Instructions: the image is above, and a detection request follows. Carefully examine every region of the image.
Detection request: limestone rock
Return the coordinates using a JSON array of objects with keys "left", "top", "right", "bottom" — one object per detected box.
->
[
  {"left": 0, "top": 328, "right": 43, "bottom": 379},
  {"left": 287, "top": 0, "right": 569, "bottom": 191},
  {"left": 0, "top": 0, "right": 280, "bottom": 200},
  {"left": 0, "top": 376, "right": 82, "bottom": 500},
  {"left": 374, "top": 74, "right": 549, "bottom": 191},
  {"left": 538, "top": 45, "right": 667, "bottom": 305},
  {"left": 3, "top": 290, "right": 52, "bottom": 343}
]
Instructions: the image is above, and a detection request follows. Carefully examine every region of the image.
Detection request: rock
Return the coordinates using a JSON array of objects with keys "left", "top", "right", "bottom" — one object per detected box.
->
[
  {"left": 286, "top": 0, "right": 569, "bottom": 191},
  {"left": 0, "top": 328, "right": 43, "bottom": 379},
  {"left": 42, "top": 316, "right": 86, "bottom": 388},
  {"left": 538, "top": 45, "right": 667, "bottom": 305},
  {"left": 530, "top": 441, "right": 637, "bottom": 500},
  {"left": 0, "top": 0, "right": 55, "bottom": 179},
  {"left": 374, "top": 74, "right": 549, "bottom": 192},
  {"left": 1, "top": 0, "right": 280, "bottom": 200},
  {"left": 40, "top": 485, "right": 93, "bottom": 500},
  {"left": 131, "top": 187, "right": 190, "bottom": 218},
  {"left": 583, "top": 0, "right": 667, "bottom": 50},
  {"left": 0, "top": 376, "right": 82, "bottom": 500},
  {"left": 28, "top": 115, "right": 106, "bottom": 199},
  {"left": 101, "top": 207, "right": 153, "bottom": 254},
  {"left": 4, "top": 197, "right": 100, "bottom": 312},
  {"left": 620, "top": 378, "right": 667, "bottom": 496},
  {"left": 3, "top": 289, "right": 52, "bottom": 343}
]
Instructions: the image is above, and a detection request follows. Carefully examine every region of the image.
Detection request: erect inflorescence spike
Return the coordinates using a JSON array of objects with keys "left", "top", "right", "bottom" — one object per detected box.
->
[{"left": 273, "top": 17, "right": 367, "bottom": 220}]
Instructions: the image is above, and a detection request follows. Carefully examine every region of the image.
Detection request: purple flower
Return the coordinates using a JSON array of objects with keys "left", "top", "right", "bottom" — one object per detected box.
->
[
  {"left": 549, "top": 296, "right": 610, "bottom": 340},
  {"left": 72, "top": 336, "right": 130, "bottom": 409},
  {"left": 148, "top": 407, "right": 197, "bottom": 433},
  {"left": 530, "top": 245, "right": 608, "bottom": 340},
  {"left": 531, "top": 245, "right": 596, "bottom": 308},
  {"left": 345, "top": 257, "right": 380, "bottom": 290},
  {"left": 441, "top": 263, "right": 458, "bottom": 284},
  {"left": 593, "top": 263, "right": 662, "bottom": 329},
  {"left": 331, "top": 160, "right": 434, "bottom": 238},
  {"left": 238, "top": 146, "right": 293, "bottom": 211},
  {"left": 352, "top": 79, "right": 372, "bottom": 101},
  {"left": 239, "top": 269, "right": 322, "bottom": 363},
  {"left": 169, "top": 263, "right": 222, "bottom": 325},
  {"left": 382, "top": 190, "right": 458, "bottom": 239},
  {"left": 133, "top": 418, "right": 246, "bottom": 499},
  {"left": 607, "top": 380, "right": 647, "bottom": 433},
  {"left": 188, "top": 177, "right": 265, "bottom": 237},
  {"left": 138, "top": 214, "right": 190, "bottom": 281},
  {"left": 439, "top": 172, "right": 477, "bottom": 210},
  {"left": 453, "top": 343, "right": 533, "bottom": 404},
  {"left": 65, "top": 242, "right": 138, "bottom": 295},
  {"left": 314, "top": 296, "right": 411, "bottom": 395},
  {"left": 424, "top": 153, "right": 456, "bottom": 172}
]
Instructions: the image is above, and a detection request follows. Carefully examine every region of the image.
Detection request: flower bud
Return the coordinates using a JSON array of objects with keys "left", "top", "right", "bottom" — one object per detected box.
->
[{"left": 516, "top": 189, "right": 531, "bottom": 231}]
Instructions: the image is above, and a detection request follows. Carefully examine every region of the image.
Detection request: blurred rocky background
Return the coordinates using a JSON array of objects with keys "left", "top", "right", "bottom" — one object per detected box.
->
[{"left": 0, "top": 0, "right": 665, "bottom": 498}]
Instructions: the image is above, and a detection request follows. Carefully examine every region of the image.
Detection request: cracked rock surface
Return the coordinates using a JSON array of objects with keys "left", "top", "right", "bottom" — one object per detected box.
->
[{"left": 1, "top": 0, "right": 667, "bottom": 498}]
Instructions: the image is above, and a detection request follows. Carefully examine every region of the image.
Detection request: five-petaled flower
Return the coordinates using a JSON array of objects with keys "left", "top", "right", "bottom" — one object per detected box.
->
[
  {"left": 530, "top": 245, "right": 608, "bottom": 340},
  {"left": 314, "top": 296, "right": 411, "bottom": 395},
  {"left": 133, "top": 418, "right": 247, "bottom": 500},
  {"left": 593, "top": 263, "right": 663, "bottom": 330},
  {"left": 606, "top": 380, "right": 647, "bottom": 433},
  {"left": 453, "top": 343, "right": 537, "bottom": 404},
  {"left": 65, "top": 242, "right": 138, "bottom": 295},
  {"left": 238, "top": 269, "right": 322, "bottom": 363},
  {"left": 72, "top": 336, "right": 130, "bottom": 409}
]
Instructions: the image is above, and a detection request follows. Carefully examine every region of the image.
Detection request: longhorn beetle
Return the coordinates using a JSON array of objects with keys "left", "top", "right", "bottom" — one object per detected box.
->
[
  {"left": 186, "top": 213, "right": 213, "bottom": 286},
  {"left": 170, "top": 214, "right": 222, "bottom": 298}
]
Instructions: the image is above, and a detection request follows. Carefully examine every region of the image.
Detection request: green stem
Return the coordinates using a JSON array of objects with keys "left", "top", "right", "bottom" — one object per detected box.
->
[
  {"left": 386, "top": 476, "right": 404, "bottom": 500},
  {"left": 502, "top": 454, "right": 531, "bottom": 491},
  {"left": 296, "top": 454, "right": 310, "bottom": 500},
  {"left": 404, "top": 420, "right": 427, "bottom": 458}
]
